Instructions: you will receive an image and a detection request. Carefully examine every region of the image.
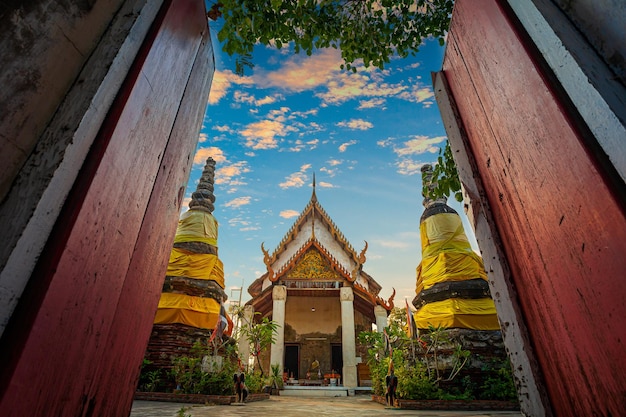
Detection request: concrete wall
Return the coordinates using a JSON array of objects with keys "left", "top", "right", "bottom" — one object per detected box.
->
[{"left": 549, "top": 0, "right": 625, "bottom": 84}]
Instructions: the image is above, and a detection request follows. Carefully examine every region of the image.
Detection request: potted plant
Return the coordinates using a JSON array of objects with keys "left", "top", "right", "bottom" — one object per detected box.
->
[{"left": 269, "top": 364, "right": 284, "bottom": 395}]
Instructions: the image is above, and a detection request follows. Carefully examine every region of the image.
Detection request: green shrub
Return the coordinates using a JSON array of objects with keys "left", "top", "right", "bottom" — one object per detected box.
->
[
  {"left": 242, "top": 371, "right": 265, "bottom": 394},
  {"left": 358, "top": 307, "right": 517, "bottom": 402},
  {"left": 137, "top": 359, "right": 166, "bottom": 392},
  {"left": 170, "top": 340, "right": 239, "bottom": 395},
  {"left": 395, "top": 361, "right": 441, "bottom": 400},
  {"left": 479, "top": 362, "right": 517, "bottom": 400}
]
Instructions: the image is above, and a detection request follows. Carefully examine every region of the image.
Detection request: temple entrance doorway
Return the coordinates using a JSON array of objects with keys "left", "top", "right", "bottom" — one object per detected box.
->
[
  {"left": 285, "top": 344, "right": 300, "bottom": 379},
  {"left": 331, "top": 343, "right": 343, "bottom": 376}
]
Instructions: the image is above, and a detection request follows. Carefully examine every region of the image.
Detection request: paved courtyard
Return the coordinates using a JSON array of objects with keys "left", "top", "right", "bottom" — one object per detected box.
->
[{"left": 130, "top": 396, "right": 524, "bottom": 417}]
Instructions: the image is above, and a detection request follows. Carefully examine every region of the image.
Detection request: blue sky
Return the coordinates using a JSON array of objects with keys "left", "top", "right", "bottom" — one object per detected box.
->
[{"left": 183, "top": 21, "right": 478, "bottom": 308}]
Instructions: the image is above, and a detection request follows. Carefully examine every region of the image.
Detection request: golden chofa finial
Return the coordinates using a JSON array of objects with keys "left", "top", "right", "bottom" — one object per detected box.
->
[
  {"left": 358, "top": 241, "right": 368, "bottom": 264},
  {"left": 261, "top": 242, "right": 275, "bottom": 281},
  {"left": 351, "top": 241, "right": 368, "bottom": 281}
]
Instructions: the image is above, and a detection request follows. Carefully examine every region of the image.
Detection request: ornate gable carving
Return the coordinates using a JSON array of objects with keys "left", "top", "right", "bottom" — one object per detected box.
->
[{"left": 287, "top": 248, "right": 342, "bottom": 281}]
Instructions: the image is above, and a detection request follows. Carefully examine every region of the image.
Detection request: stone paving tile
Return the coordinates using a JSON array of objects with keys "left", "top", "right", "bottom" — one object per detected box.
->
[{"left": 131, "top": 397, "right": 524, "bottom": 417}]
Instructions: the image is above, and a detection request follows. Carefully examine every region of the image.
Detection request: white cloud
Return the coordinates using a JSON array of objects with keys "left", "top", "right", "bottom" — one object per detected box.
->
[
  {"left": 214, "top": 125, "right": 234, "bottom": 133},
  {"left": 357, "top": 98, "right": 386, "bottom": 110},
  {"left": 288, "top": 138, "right": 319, "bottom": 152},
  {"left": 336, "top": 118, "right": 373, "bottom": 130},
  {"left": 193, "top": 147, "right": 226, "bottom": 165},
  {"left": 208, "top": 70, "right": 254, "bottom": 105},
  {"left": 395, "top": 159, "right": 427, "bottom": 176},
  {"left": 398, "top": 85, "right": 435, "bottom": 104},
  {"left": 338, "top": 140, "right": 357, "bottom": 152},
  {"left": 375, "top": 239, "right": 411, "bottom": 249},
  {"left": 280, "top": 209, "right": 300, "bottom": 218},
  {"left": 233, "top": 91, "right": 283, "bottom": 106},
  {"left": 394, "top": 136, "right": 446, "bottom": 156},
  {"left": 240, "top": 226, "right": 261, "bottom": 231},
  {"left": 240, "top": 107, "right": 301, "bottom": 150},
  {"left": 377, "top": 138, "right": 395, "bottom": 148},
  {"left": 258, "top": 49, "right": 343, "bottom": 92},
  {"left": 224, "top": 196, "right": 252, "bottom": 208},
  {"left": 215, "top": 161, "right": 251, "bottom": 187},
  {"left": 279, "top": 164, "right": 312, "bottom": 189}
]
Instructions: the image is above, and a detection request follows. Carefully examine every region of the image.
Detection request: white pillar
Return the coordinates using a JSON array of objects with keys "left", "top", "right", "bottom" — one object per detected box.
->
[
  {"left": 270, "top": 285, "right": 286, "bottom": 375},
  {"left": 340, "top": 287, "right": 357, "bottom": 389},
  {"left": 374, "top": 305, "right": 387, "bottom": 333},
  {"left": 238, "top": 305, "right": 254, "bottom": 371}
]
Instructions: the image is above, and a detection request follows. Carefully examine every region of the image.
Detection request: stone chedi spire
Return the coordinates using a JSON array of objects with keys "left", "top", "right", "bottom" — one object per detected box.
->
[
  {"left": 155, "top": 157, "right": 227, "bottom": 327},
  {"left": 412, "top": 165, "right": 499, "bottom": 330},
  {"left": 144, "top": 158, "right": 229, "bottom": 370}
]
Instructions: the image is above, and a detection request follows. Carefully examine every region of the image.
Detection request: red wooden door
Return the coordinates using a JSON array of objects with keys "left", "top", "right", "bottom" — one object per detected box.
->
[
  {"left": 0, "top": 0, "right": 214, "bottom": 415},
  {"left": 442, "top": 1, "right": 626, "bottom": 415}
]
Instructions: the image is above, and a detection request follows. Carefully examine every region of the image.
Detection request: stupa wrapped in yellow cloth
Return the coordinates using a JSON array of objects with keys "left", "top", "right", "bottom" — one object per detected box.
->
[
  {"left": 416, "top": 213, "right": 487, "bottom": 294},
  {"left": 153, "top": 157, "right": 227, "bottom": 329},
  {"left": 413, "top": 165, "right": 499, "bottom": 331}
]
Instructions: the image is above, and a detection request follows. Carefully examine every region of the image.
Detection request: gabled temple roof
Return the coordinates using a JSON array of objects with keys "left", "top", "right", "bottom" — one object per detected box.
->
[
  {"left": 247, "top": 183, "right": 393, "bottom": 315},
  {"left": 264, "top": 186, "right": 364, "bottom": 269}
]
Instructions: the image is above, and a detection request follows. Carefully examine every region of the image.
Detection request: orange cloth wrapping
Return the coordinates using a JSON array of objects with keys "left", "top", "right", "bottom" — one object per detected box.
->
[
  {"left": 166, "top": 248, "right": 225, "bottom": 288},
  {"left": 413, "top": 298, "right": 500, "bottom": 330},
  {"left": 154, "top": 293, "right": 220, "bottom": 329}
]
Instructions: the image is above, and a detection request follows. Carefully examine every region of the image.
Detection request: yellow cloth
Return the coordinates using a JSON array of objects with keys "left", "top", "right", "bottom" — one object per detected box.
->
[
  {"left": 413, "top": 298, "right": 500, "bottom": 330},
  {"left": 166, "top": 247, "right": 225, "bottom": 288},
  {"left": 154, "top": 293, "right": 220, "bottom": 329},
  {"left": 173, "top": 210, "right": 218, "bottom": 247},
  {"left": 416, "top": 213, "right": 487, "bottom": 294},
  {"left": 420, "top": 213, "right": 468, "bottom": 252}
]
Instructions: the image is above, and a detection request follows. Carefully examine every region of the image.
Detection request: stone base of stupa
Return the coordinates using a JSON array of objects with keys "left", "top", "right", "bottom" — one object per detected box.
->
[
  {"left": 144, "top": 323, "right": 213, "bottom": 370},
  {"left": 418, "top": 328, "right": 508, "bottom": 387}
]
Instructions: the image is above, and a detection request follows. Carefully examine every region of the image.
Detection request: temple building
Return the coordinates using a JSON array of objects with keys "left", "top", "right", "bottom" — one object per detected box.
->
[
  {"left": 242, "top": 180, "right": 394, "bottom": 388},
  {"left": 143, "top": 157, "right": 230, "bottom": 374},
  {"left": 412, "top": 165, "right": 500, "bottom": 330}
]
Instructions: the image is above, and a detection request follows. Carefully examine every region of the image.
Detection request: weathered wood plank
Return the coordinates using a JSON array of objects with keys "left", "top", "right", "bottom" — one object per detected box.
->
[
  {"left": 87, "top": 6, "right": 214, "bottom": 414},
  {"left": 442, "top": 1, "right": 626, "bottom": 415},
  {"left": 0, "top": 0, "right": 210, "bottom": 415},
  {"left": 433, "top": 69, "right": 549, "bottom": 417}
]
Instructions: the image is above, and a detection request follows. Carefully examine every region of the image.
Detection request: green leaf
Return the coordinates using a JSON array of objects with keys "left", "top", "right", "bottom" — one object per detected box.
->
[{"left": 214, "top": 0, "right": 454, "bottom": 75}]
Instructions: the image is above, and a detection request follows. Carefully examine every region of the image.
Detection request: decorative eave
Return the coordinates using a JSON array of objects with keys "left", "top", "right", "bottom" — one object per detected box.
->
[
  {"left": 353, "top": 281, "right": 396, "bottom": 312},
  {"left": 360, "top": 270, "right": 382, "bottom": 296},
  {"left": 247, "top": 272, "right": 268, "bottom": 298},
  {"left": 245, "top": 286, "right": 273, "bottom": 318}
]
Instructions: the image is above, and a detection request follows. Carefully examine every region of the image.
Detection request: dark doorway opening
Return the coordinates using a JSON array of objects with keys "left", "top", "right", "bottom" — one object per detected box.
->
[
  {"left": 284, "top": 344, "right": 299, "bottom": 379},
  {"left": 331, "top": 343, "right": 343, "bottom": 375}
]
